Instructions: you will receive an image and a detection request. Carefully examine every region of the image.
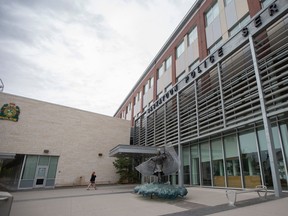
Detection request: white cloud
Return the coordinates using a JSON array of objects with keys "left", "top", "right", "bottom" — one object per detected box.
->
[{"left": 0, "top": 0, "right": 196, "bottom": 116}]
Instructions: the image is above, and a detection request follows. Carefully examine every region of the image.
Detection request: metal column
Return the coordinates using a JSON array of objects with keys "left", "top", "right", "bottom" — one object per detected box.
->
[
  {"left": 249, "top": 34, "right": 282, "bottom": 197},
  {"left": 177, "top": 93, "right": 184, "bottom": 186}
]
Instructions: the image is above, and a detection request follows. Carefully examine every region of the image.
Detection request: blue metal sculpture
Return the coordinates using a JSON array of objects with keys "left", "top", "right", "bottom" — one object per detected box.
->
[{"left": 134, "top": 183, "right": 188, "bottom": 199}]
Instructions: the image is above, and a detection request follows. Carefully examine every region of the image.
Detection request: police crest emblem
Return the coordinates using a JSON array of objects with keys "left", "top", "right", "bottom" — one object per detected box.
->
[{"left": 0, "top": 103, "right": 20, "bottom": 122}]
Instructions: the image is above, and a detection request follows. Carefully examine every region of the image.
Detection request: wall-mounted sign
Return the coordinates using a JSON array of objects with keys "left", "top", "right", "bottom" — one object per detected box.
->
[
  {"left": 0, "top": 103, "right": 20, "bottom": 122},
  {"left": 146, "top": 1, "right": 285, "bottom": 115}
]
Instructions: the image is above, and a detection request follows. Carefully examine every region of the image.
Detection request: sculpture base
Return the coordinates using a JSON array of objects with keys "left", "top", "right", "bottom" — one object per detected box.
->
[{"left": 134, "top": 182, "right": 188, "bottom": 199}]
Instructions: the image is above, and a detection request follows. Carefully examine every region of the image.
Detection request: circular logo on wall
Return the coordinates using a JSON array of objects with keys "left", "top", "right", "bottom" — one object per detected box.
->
[{"left": 0, "top": 103, "right": 20, "bottom": 122}]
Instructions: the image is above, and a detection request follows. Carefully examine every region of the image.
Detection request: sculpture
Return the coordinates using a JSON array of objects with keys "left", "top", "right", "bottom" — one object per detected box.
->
[
  {"left": 135, "top": 144, "right": 179, "bottom": 182},
  {"left": 134, "top": 143, "right": 187, "bottom": 199}
]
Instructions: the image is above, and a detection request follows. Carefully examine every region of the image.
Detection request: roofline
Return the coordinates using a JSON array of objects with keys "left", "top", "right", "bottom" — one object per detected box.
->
[{"left": 114, "top": 0, "right": 204, "bottom": 117}]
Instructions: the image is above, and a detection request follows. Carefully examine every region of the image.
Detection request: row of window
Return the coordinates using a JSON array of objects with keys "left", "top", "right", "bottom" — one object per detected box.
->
[{"left": 119, "top": 0, "right": 271, "bottom": 120}]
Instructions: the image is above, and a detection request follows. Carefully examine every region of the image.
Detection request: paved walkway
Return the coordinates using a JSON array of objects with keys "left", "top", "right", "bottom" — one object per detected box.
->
[{"left": 6, "top": 184, "right": 288, "bottom": 216}]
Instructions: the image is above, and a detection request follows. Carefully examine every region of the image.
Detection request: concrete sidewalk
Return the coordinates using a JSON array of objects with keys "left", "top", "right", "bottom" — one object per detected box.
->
[{"left": 8, "top": 184, "right": 288, "bottom": 216}]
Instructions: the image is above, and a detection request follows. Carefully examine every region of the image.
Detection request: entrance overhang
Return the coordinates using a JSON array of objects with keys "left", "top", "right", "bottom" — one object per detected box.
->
[
  {"left": 0, "top": 153, "right": 16, "bottom": 159},
  {"left": 109, "top": 144, "right": 159, "bottom": 157}
]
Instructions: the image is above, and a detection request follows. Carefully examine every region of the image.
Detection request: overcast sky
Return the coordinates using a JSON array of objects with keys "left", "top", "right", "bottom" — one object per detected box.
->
[{"left": 0, "top": 0, "right": 196, "bottom": 117}]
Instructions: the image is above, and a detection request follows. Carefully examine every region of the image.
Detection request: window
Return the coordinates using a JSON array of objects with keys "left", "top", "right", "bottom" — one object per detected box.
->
[
  {"left": 128, "top": 102, "right": 131, "bottom": 111},
  {"left": 157, "top": 91, "right": 163, "bottom": 99},
  {"left": 224, "top": 134, "right": 241, "bottom": 188},
  {"left": 261, "top": 0, "right": 274, "bottom": 8},
  {"left": 165, "top": 56, "right": 172, "bottom": 70},
  {"left": 134, "top": 96, "right": 137, "bottom": 104},
  {"left": 177, "top": 71, "right": 186, "bottom": 83},
  {"left": 150, "top": 77, "right": 154, "bottom": 87},
  {"left": 165, "top": 84, "right": 172, "bottom": 92},
  {"left": 176, "top": 40, "right": 185, "bottom": 58},
  {"left": 229, "top": 15, "right": 250, "bottom": 37},
  {"left": 224, "top": 0, "right": 233, "bottom": 6},
  {"left": 188, "top": 27, "right": 198, "bottom": 46},
  {"left": 144, "top": 82, "right": 149, "bottom": 93},
  {"left": 208, "top": 38, "right": 222, "bottom": 54},
  {"left": 157, "top": 65, "right": 164, "bottom": 79},
  {"left": 144, "top": 77, "right": 154, "bottom": 94},
  {"left": 206, "top": 3, "right": 219, "bottom": 26},
  {"left": 136, "top": 91, "right": 142, "bottom": 101},
  {"left": 188, "top": 60, "right": 199, "bottom": 72}
]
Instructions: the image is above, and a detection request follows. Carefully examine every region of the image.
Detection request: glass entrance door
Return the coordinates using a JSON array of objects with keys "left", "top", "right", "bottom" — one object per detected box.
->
[{"left": 34, "top": 166, "right": 48, "bottom": 188}]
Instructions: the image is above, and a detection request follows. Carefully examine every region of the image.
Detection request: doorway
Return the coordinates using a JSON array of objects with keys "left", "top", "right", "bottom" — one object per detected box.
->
[{"left": 34, "top": 165, "right": 48, "bottom": 188}]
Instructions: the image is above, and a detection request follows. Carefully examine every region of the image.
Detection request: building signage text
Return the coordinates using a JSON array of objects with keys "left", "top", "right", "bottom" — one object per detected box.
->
[{"left": 147, "top": 2, "right": 280, "bottom": 115}]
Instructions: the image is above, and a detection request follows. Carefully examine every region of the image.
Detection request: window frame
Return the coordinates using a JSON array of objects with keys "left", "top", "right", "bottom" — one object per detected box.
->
[
  {"left": 205, "top": 2, "right": 220, "bottom": 27},
  {"left": 188, "top": 26, "right": 198, "bottom": 46},
  {"left": 176, "top": 40, "right": 185, "bottom": 58}
]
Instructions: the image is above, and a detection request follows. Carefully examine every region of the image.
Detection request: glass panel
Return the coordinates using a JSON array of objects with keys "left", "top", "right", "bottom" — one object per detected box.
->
[
  {"left": 211, "top": 138, "right": 225, "bottom": 187},
  {"left": 38, "top": 156, "right": 49, "bottom": 166},
  {"left": 150, "top": 77, "right": 154, "bottom": 87},
  {"left": 47, "top": 157, "right": 59, "bottom": 179},
  {"left": 36, "top": 179, "right": 44, "bottom": 185},
  {"left": 280, "top": 122, "right": 288, "bottom": 190},
  {"left": 280, "top": 123, "right": 288, "bottom": 165},
  {"left": 191, "top": 145, "right": 200, "bottom": 185},
  {"left": 224, "top": 134, "right": 241, "bottom": 188},
  {"left": 45, "top": 179, "right": 55, "bottom": 187},
  {"left": 158, "top": 65, "right": 164, "bottom": 79},
  {"left": 257, "top": 128, "right": 273, "bottom": 189},
  {"left": 0, "top": 154, "right": 25, "bottom": 190},
  {"left": 176, "top": 41, "right": 185, "bottom": 58},
  {"left": 239, "top": 130, "right": 261, "bottom": 188},
  {"left": 183, "top": 146, "right": 190, "bottom": 184},
  {"left": 272, "top": 125, "right": 287, "bottom": 190},
  {"left": 262, "top": 0, "right": 274, "bottom": 8},
  {"left": 19, "top": 179, "right": 34, "bottom": 188},
  {"left": 200, "top": 141, "right": 211, "bottom": 186},
  {"left": 206, "top": 3, "right": 219, "bottom": 26},
  {"left": 165, "top": 56, "right": 172, "bottom": 69},
  {"left": 259, "top": 124, "right": 288, "bottom": 190},
  {"left": 22, "top": 155, "right": 38, "bottom": 180},
  {"left": 188, "top": 27, "right": 198, "bottom": 46},
  {"left": 36, "top": 167, "right": 47, "bottom": 178}
]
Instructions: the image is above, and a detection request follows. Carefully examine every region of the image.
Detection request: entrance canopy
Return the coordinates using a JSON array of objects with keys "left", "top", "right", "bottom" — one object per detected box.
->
[
  {"left": 109, "top": 144, "right": 159, "bottom": 157},
  {"left": 0, "top": 153, "right": 15, "bottom": 159}
]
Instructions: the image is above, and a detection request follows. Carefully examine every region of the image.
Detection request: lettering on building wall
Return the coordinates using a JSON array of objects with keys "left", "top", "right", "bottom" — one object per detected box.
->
[
  {"left": 148, "top": 85, "right": 178, "bottom": 113},
  {"left": 242, "top": 3, "right": 278, "bottom": 37},
  {"left": 146, "top": 1, "right": 280, "bottom": 115}
]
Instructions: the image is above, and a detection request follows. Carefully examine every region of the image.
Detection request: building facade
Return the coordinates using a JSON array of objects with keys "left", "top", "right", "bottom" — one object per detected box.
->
[
  {"left": 0, "top": 93, "right": 131, "bottom": 190},
  {"left": 113, "top": 0, "right": 288, "bottom": 195}
]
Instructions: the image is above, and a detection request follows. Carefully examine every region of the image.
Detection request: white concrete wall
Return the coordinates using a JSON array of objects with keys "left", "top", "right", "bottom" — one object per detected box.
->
[{"left": 0, "top": 93, "right": 131, "bottom": 187}]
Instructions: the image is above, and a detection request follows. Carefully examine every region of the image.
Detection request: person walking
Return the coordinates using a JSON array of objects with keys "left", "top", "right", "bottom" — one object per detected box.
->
[{"left": 87, "top": 171, "right": 97, "bottom": 190}]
